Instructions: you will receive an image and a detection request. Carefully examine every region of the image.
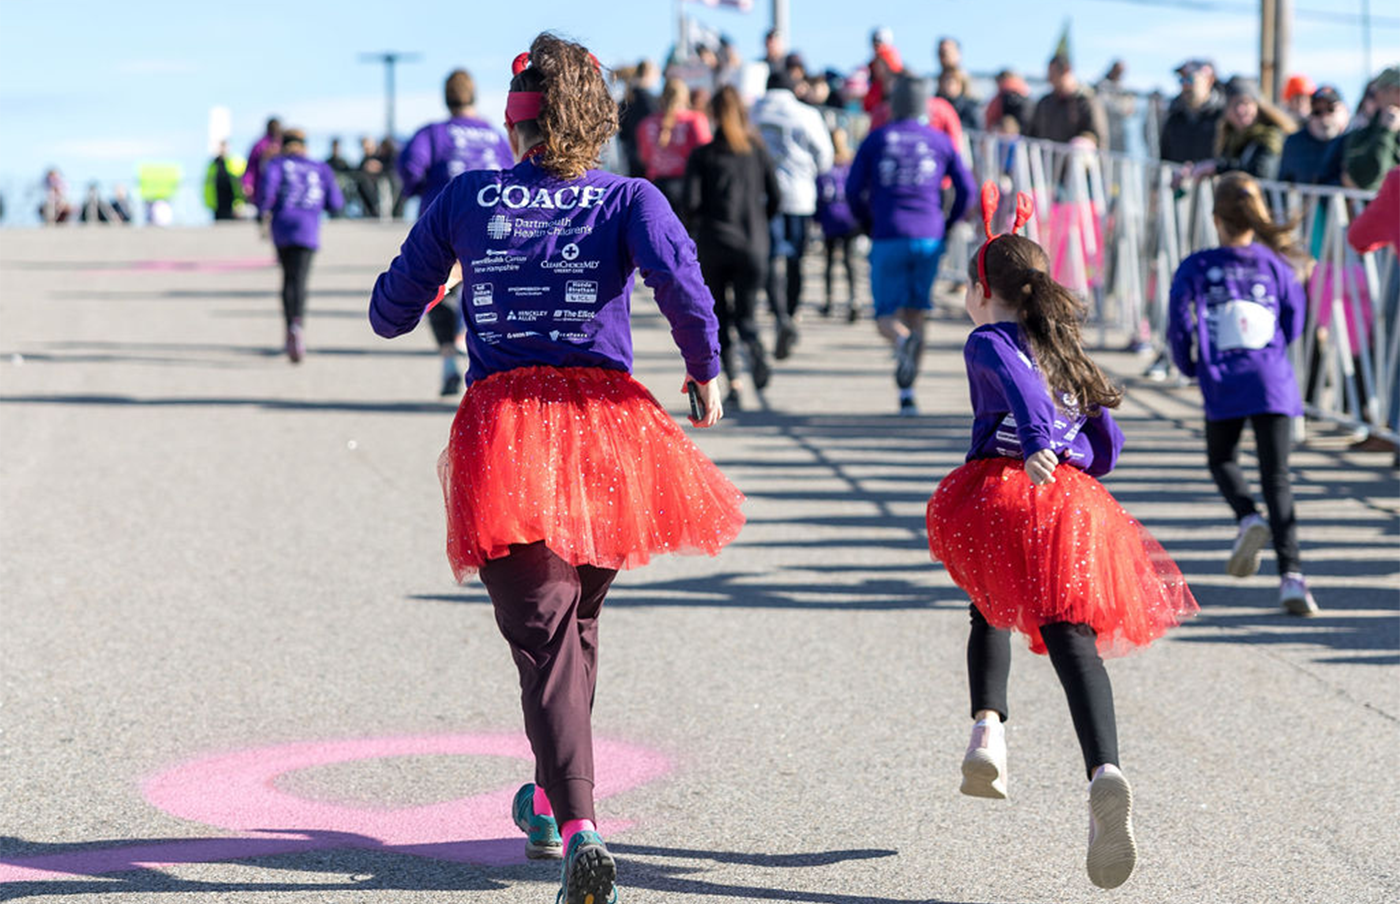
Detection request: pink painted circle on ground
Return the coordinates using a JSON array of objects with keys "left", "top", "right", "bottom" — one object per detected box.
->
[
  {"left": 0, "top": 734, "right": 672, "bottom": 882},
  {"left": 142, "top": 733, "right": 671, "bottom": 858}
]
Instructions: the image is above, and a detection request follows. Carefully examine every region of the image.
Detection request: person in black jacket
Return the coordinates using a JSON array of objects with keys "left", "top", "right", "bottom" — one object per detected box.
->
[
  {"left": 684, "top": 85, "right": 782, "bottom": 409},
  {"left": 1160, "top": 60, "right": 1226, "bottom": 165},
  {"left": 618, "top": 60, "right": 659, "bottom": 179}
]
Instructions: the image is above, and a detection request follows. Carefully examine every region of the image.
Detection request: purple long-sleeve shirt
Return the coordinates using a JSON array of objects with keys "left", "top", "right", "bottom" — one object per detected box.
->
[
  {"left": 370, "top": 158, "right": 721, "bottom": 386},
  {"left": 845, "top": 120, "right": 975, "bottom": 241},
  {"left": 815, "top": 163, "right": 858, "bottom": 238},
  {"left": 399, "top": 116, "right": 514, "bottom": 213},
  {"left": 258, "top": 154, "right": 345, "bottom": 249},
  {"left": 963, "top": 322, "right": 1123, "bottom": 477},
  {"left": 1167, "top": 244, "right": 1305, "bottom": 421}
]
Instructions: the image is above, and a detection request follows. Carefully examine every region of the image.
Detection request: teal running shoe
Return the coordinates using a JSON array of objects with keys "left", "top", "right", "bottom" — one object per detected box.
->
[
  {"left": 556, "top": 830, "right": 616, "bottom": 904},
  {"left": 511, "top": 783, "right": 562, "bottom": 860}
]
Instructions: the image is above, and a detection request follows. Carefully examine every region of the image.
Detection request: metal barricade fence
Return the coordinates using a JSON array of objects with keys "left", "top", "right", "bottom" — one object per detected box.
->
[{"left": 955, "top": 130, "right": 1397, "bottom": 443}]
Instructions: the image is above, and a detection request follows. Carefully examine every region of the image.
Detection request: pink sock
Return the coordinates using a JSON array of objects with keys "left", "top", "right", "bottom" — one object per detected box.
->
[
  {"left": 532, "top": 784, "right": 553, "bottom": 818},
  {"left": 560, "top": 818, "right": 597, "bottom": 852}
]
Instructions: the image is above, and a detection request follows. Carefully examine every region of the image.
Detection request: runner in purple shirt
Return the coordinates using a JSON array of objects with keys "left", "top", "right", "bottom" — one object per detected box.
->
[
  {"left": 847, "top": 75, "right": 975, "bottom": 415},
  {"left": 929, "top": 227, "right": 1195, "bottom": 891},
  {"left": 258, "top": 130, "right": 344, "bottom": 363},
  {"left": 242, "top": 117, "right": 282, "bottom": 208},
  {"left": 400, "top": 69, "right": 516, "bottom": 395},
  {"left": 815, "top": 128, "right": 861, "bottom": 321},
  {"left": 1168, "top": 171, "right": 1317, "bottom": 614},
  {"left": 369, "top": 34, "right": 744, "bottom": 904}
]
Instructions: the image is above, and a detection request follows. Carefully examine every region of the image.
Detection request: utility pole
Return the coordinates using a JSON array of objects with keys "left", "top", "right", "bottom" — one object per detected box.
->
[
  {"left": 772, "top": 0, "right": 789, "bottom": 44},
  {"left": 359, "top": 51, "right": 422, "bottom": 139},
  {"left": 1274, "top": 0, "right": 1292, "bottom": 106},
  {"left": 1260, "top": 0, "right": 1277, "bottom": 101},
  {"left": 1362, "top": 0, "right": 1373, "bottom": 78}
]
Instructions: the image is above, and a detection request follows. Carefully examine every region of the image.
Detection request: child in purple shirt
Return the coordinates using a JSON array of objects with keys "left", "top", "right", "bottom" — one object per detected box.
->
[
  {"left": 927, "top": 215, "right": 1197, "bottom": 890},
  {"left": 258, "top": 129, "right": 344, "bottom": 362},
  {"left": 815, "top": 129, "right": 860, "bottom": 322},
  {"left": 370, "top": 34, "right": 744, "bottom": 904},
  {"left": 1168, "top": 171, "right": 1317, "bottom": 614},
  {"left": 400, "top": 69, "right": 516, "bottom": 395}
]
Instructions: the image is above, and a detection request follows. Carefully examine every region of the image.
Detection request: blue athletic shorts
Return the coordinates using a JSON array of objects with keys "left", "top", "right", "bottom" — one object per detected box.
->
[{"left": 869, "top": 237, "right": 945, "bottom": 319}]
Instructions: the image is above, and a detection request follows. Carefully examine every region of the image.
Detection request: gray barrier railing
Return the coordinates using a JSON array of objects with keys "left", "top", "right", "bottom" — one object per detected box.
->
[{"left": 956, "top": 130, "right": 1398, "bottom": 443}]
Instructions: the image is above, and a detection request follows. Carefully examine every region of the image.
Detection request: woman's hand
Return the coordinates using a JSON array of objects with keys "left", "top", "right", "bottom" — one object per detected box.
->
[
  {"left": 681, "top": 376, "right": 723, "bottom": 428},
  {"left": 1026, "top": 448, "right": 1058, "bottom": 486},
  {"left": 444, "top": 261, "right": 463, "bottom": 293}
]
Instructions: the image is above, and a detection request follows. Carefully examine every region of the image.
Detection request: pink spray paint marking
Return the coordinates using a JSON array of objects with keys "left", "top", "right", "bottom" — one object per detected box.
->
[{"left": 0, "top": 733, "right": 672, "bottom": 883}]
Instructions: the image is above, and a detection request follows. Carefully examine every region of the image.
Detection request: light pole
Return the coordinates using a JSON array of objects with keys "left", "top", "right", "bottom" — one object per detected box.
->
[{"left": 359, "top": 51, "right": 422, "bottom": 139}]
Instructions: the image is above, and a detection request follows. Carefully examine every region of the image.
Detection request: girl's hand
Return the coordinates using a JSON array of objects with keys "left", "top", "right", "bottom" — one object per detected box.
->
[
  {"left": 1026, "top": 448, "right": 1058, "bottom": 485},
  {"left": 681, "top": 376, "right": 723, "bottom": 428}
]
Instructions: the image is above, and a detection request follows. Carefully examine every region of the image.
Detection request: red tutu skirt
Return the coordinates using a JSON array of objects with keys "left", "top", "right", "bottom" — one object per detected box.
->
[
  {"left": 927, "top": 458, "right": 1197, "bottom": 657},
  {"left": 438, "top": 366, "right": 746, "bottom": 580}
]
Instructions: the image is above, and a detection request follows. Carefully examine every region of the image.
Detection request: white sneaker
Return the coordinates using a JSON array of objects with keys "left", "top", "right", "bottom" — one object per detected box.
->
[
  {"left": 960, "top": 719, "right": 1007, "bottom": 799},
  {"left": 1226, "top": 513, "right": 1271, "bottom": 578},
  {"left": 1086, "top": 764, "right": 1137, "bottom": 889},
  {"left": 1280, "top": 573, "right": 1320, "bottom": 616}
]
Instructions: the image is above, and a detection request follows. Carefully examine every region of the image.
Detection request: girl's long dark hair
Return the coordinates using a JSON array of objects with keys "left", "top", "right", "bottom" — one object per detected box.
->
[
  {"left": 709, "top": 85, "right": 752, "bottom": 154},
  {"left": 1213, "top": 171, "right": 1303, "bottom": 265},
  {"left": 509, "top": 33, "right": 619, "bottom": 179},
  {"left": 967, "top": 234, "right": 1123, "bottom": 413}
]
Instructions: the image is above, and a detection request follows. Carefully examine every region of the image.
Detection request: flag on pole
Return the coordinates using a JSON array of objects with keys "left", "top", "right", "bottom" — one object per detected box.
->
[{"left": 685, "top": 0, "right": 753, "bottom": 10}]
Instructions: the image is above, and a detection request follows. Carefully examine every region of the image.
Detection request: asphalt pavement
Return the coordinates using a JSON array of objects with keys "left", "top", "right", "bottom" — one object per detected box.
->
[{"left": 1, "top": 222, "right": 1396, "bottom": 904}]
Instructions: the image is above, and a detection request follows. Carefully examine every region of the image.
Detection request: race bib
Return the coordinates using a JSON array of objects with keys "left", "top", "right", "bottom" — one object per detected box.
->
[{"left": 1210, "top": 299, "right": 1277, "bottom": 352}]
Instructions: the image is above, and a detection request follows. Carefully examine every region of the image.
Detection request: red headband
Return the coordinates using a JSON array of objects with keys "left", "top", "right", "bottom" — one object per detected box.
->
[
  {"left": 976, "top": 181, "right": 1034, "bottom": 298},
  {"left": 505, "top": 50, "right": 602, "bottom": 129}
]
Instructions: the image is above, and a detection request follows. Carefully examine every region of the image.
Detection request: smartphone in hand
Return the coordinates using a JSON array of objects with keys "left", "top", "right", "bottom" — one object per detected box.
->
[{"left": 686, "top": 380, "right": 706, "bottom": 423}]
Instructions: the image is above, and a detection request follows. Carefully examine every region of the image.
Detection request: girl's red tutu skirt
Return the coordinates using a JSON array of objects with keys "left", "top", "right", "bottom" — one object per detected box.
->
[
  {"left": 927, "top": 457, "right": 1197, "bottom": 657},
  {"left": 438, "top": 366, "right": 746, "bottom": 580}
]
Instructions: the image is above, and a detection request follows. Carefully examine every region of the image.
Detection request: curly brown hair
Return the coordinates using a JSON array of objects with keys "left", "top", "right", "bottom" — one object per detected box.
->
[
  {"left": 510, "top": 33, "right": 619, "bottom": 180},
  {"left": 967, "top": 234, "right": 1123, "bottom": 413}
]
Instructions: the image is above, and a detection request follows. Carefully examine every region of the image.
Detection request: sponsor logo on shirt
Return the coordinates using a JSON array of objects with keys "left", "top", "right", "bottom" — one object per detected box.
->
[
  {"left": 506, "top": 331, "right": 539, "bottom": 339},
  {"left": 565, "top": 280, "right": 598, "bottom": 304},
  {"left": 506, "top": 310, "right": 548, "bottom": 322},
  {"left": 472, "top": 283, "right": 493, "bottom": 306},
  {"left": 475, "top": 311, "right": 498, "bottom": 324},
  {"left": 470, "top": 250, "right": 526, "bottom": 274},
  {"left": 541, "top": 244, "right": 600, "bottom": 272},
  {"left": 486, "top": 215, "right": 513, "bottom": 240},
  {"left": 553, "top": 309, "right": 595, "bottom": 322},
  {"left": 548, "top": 330, "right": 589, "bottom": 342},
  {"left": 508, "top": 285, "right": 551, "bottom": 297},
  {"left": 479, "top": 331, "right": 501, "bottom": 345}
]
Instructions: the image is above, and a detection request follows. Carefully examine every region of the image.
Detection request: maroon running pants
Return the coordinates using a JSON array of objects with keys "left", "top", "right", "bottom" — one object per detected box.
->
[{"left": 478, "top": 541, "right": 618, "bottom": 826}]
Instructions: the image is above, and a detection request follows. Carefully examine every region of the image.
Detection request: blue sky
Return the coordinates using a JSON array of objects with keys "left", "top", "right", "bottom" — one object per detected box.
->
[{"left": 1, "top": 0, "right": 1395, "bottom": 224}]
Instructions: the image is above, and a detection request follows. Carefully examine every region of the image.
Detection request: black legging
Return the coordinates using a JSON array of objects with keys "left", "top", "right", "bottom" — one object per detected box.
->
[
  {"left": 427, "top": 285, "right": 462, "bottom": 347},
  {"left": 967, "top": 605, "right": 1118, "bottom": 781},
  {"left": 276, "top": 244, "right": 315, "bottom": 327},
  {"left": 1204, "top": 413, "right": 1300, "bottom": 575},
  {"left": 698, "top": 247, "right": 765, "bottom": 382},
  {"left": 824, "top": 234, "right": 856, "bottom": 308}
]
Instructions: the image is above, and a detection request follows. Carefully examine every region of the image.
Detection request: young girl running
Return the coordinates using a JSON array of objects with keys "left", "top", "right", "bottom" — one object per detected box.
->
[
  {"left": 1168, "top": 172, "right": 1317, "bottom": 614},
  {"left": 369, "top": 33, "right": 744, "bottom": 904},
  {"left": 815, "top": 127, "right": 860, "bottom": 322},
  {"left": 259, "top": 129, "right": 345, "bottom": 362},
  {"left": 927, "top": 186, "right": 1198, "bottom": 889}
]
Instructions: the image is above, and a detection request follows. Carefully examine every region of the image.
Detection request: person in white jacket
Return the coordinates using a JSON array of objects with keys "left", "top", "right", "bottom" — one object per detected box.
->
[{"left": 751, "top": 71, "right": 835, "bottom": 358}]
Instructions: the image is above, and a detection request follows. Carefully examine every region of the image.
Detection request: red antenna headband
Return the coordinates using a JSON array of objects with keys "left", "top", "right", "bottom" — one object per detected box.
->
[
  {"left": 976, "top": 181, "right": 1034, "bottom": 298},
  {"left": 505, "top": 50, "right": 602, "bottom": 129}
]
